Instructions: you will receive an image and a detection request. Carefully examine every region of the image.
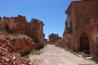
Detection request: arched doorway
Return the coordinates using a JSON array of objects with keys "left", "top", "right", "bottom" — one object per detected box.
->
[{"left": 79, "top": 33, "right": 90, "bottom": 54}]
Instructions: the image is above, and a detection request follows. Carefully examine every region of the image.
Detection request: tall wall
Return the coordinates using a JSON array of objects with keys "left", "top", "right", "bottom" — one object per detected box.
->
[{"left": 63, "top": 0, "right": 98, "bottom": 55}]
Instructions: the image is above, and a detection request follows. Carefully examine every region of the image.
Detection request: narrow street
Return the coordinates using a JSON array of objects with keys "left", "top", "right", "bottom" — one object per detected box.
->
[{"left": 29, "top": 45, "right": 97, "bottom": 65}]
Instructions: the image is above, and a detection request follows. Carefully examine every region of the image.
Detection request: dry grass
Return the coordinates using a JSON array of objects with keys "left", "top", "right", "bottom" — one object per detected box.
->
[{"left": 31, "top": 49, "right": 40, "bottom": 55}]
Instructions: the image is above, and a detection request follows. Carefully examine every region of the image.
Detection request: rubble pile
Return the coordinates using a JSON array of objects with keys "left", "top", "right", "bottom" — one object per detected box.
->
[
  {"left": 0, "top": 33, "right": 36, "bottom": 65},
  {"left": 0, "top": 46, "right": 31, "bottom": 65},
  {"left": 0, "top": 32, "right": 35, "bottom": 55}
]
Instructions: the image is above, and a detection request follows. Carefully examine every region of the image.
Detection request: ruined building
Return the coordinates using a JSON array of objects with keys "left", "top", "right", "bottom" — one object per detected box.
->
[
  {"left": 48, "top": 33, "right": 60, "bottom": 44},
  {"left": 63, "top": 0, "right": 98, "bottom": 55},
  {"left": 0, "top": 15, "right": 45, "bottom": 48},
  {"left": 48, "top": 33, "right": 63, "bottom": 47}
]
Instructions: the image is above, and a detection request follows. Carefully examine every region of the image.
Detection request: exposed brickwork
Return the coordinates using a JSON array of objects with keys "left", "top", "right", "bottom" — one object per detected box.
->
[
  {"left": 63, "top": 0, "right": 98, "bottom": 55},
  {"left": 0, "top": 15, "right": 45, "bottom": 48}
]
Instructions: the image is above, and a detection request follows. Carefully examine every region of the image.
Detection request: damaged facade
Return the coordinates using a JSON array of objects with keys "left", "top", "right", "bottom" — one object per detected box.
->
[
  {"left": 0, "top": 15, "right": 45, "bottom": 48},
  {"left": 48, "top": 33, "right": 63, "bottom": 47},
  {"left": 63, "top": 0, "right": 98, "bottom": 55},
  {"left": 48, "top": 33, "right": 60, "bottom": 44}
]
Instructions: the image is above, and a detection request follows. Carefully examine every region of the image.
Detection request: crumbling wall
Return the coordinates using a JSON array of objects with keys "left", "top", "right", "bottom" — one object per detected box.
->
[
  {"left": 63, "top": 0, "right": 98, "bottom": 55},
  {"left": 0, "top": 15, "right": 45, "bottom": 49},
  {"left": 48, "top": 33, "right": 60, "bottom": 44}
]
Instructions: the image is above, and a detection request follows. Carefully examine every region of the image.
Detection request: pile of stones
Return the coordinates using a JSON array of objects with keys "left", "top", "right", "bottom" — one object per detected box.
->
[
  {"left": 0, "top": 33, "right": 32, "bottom": 65},
  {"left": 0, "top": 43, "right": 31, "bottom": 65}
]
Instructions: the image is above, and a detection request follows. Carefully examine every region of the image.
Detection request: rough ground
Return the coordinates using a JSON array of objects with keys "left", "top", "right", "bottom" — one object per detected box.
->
[{"left": 29, "top": 44, "right": 98, "bottom": 65}]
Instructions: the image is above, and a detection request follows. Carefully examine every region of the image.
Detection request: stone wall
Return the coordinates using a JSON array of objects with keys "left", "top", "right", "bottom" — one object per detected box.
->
[
  {"left": 0, "top": 15, "right": 45, "bottom": 48},
  {"left": 63, "top": 0, "right": 98, "bottom": 55}
]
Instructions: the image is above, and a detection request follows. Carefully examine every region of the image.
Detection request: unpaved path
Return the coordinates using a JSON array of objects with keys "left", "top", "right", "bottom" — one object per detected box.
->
[{"left": 29, "top": 45, "right": 97, "bottom": 65}]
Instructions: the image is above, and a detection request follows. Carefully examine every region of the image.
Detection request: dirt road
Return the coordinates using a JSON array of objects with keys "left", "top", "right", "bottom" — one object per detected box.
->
[{"left": 29, "top": 45, "right": 97, "bottom": 65}]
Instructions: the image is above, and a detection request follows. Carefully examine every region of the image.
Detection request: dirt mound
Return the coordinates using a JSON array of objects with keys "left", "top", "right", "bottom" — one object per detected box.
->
[
  {"left": 0, "top": 32, "right": 35, "bottom": 55},
  {"left": 0, "top": 32, "right": 34, "bottom": 65}
]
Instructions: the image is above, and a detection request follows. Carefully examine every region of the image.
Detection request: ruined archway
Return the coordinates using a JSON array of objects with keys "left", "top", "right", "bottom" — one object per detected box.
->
[{"left": 79, "top": 33, "right": 90, "bottom": 54}]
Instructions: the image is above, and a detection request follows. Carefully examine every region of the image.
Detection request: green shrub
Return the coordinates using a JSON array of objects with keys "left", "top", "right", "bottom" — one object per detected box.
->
[{"left": 92, "top": 55, "right": 98, "bottom": 63}]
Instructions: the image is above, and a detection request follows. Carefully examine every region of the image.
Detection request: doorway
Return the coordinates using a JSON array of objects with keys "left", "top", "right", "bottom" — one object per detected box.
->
[{"left": 79, "top": 33, "right": 90, "bottom": 54}]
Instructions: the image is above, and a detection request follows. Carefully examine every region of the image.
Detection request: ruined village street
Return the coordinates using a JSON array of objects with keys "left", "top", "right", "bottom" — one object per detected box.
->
[{"left": 29, "top": 45, "right": 97, "bottom": 65}]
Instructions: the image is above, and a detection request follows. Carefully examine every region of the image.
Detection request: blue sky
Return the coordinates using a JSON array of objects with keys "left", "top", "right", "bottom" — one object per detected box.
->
[{"left": 0, "top": 0, "right": 71, "bottom": 38}]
